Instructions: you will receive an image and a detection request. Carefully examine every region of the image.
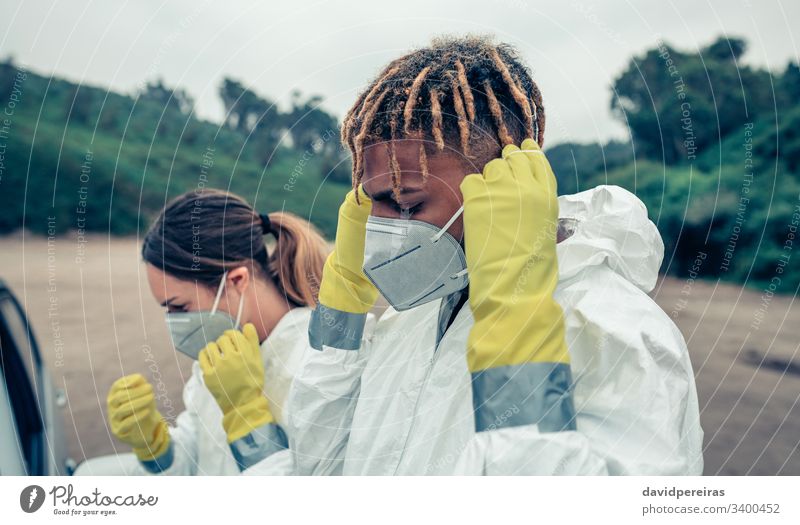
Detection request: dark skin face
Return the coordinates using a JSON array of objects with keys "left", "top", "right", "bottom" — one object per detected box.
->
[
  {"left": 361, "top": 139, "right": 570, "bottom": 247},
  {"left": 361, "top": 140, "right": 483, "bottom": 240}
]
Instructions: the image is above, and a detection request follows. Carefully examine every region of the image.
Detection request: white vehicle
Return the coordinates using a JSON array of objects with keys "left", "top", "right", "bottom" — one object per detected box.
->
[{"left": 0, "top": 279, "right": 74, "bottom": 475}]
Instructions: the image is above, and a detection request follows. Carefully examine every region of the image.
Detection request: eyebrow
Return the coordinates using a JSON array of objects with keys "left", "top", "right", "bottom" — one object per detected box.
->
[
  {"left": 367, "top": 186, "right": 425, "bottom": 202},
  {"left": 160, "top": 296, "right": 179, "bottom": 307}
]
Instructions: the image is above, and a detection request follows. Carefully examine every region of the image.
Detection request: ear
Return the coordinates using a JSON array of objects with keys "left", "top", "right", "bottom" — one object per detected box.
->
[{"left": 226, "top": 266, "right": 251, "bottom": 295}]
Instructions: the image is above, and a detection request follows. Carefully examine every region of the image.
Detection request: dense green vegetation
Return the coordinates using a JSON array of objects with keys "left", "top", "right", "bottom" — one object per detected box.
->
[
  {"left": 1, "top": 35, "right": 798, "bottom": 291},
  {"left": 547, "top": 37, "right": 800, "bottom": 291},
  {"left": 0, "top": 62, "right": 350, "bottom": 238}
]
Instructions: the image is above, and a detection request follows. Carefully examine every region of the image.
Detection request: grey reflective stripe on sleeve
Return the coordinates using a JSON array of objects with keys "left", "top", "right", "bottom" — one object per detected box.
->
[
  {"left": 138, "top": 442, "right": 175, "bottom": 473},
  {"left": 308, "top": 304, "right": 366, "bottom": 351},
  {"left": 229, "top": 422, "right": 288, "bottom": 471},
  {"left": 472, "top": 362, "right": 576, "bottom": 433}
]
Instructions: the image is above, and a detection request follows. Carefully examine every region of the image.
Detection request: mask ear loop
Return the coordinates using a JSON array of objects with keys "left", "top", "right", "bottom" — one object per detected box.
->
[
  {"left": 430, "top": 205, "right": 464, "bottom": 243},
  {"left": 234, "top": 290, "right": 245, "bottom": 329},
  {"left": 211, "top": 271, "right": 245, "bottom": 329},
  {"left": 428, "top": 207, "right": 470, "bottom": 281},
  {"left": 451, "top": 268, "right": 469, "bottom": 279},
  {"left": 210, "top": 271, "right": 228, "bottom": 315}
]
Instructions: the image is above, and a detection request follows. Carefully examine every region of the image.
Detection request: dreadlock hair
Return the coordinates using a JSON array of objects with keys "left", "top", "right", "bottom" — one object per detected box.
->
[{"left": 341, "top": 35, "right": 546, "bottom": 200}]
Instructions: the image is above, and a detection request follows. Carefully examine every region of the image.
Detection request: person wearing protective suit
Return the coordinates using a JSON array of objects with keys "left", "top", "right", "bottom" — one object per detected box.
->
[
  {"left": 75, "top": 190, "right": 327, "bottom": 475},
  {"left": 283, "top": 36, "right": 704, "bottom": 475}
]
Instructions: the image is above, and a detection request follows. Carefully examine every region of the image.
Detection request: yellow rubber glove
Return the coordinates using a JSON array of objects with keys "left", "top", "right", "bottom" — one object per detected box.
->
[
  {"left": 461, "top": 139, "right": 569, "bottom": 372},
  {"left": 199, "top": 323, "right": 273, "bottom": 443},
  {"left": 107, "top": 374, "right": 171, "bottom": 462},
  {"left": 318, "top": 185, "right": 378, "bottom": 314}
]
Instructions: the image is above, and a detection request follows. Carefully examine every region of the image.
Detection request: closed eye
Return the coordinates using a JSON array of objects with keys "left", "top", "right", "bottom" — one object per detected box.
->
[{"left": 164, "top": 302, "right": 188, "bottom": 313}]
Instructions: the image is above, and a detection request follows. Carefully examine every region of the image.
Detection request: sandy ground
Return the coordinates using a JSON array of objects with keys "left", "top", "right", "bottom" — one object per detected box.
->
[{"left": 1, "top": 233, "right": 798, "bottom": 475}]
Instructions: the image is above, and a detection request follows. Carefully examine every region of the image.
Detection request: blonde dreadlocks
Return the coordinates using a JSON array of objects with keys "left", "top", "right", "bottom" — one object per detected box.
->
[{"left": 341, "top": 35, "right": 546, "bottom": 200}]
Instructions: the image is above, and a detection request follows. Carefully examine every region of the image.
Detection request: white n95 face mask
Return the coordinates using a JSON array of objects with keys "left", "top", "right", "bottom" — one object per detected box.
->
[
  {"left": 165, "top": 272, "right": 244, "bottom": 359},
  {"left": 363, "top": 206, "right": 469, "bottom": 311}
]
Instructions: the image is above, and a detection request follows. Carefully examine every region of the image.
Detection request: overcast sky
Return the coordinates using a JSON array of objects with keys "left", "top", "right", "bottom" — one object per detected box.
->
[{"left": 2, "top": 0, "right": 798, "bottom": 145}]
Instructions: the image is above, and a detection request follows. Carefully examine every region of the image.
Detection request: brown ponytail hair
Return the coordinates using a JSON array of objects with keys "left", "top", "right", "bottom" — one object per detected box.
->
[{"left": 142, "top": 189, "right": 327, "bottom": 307}]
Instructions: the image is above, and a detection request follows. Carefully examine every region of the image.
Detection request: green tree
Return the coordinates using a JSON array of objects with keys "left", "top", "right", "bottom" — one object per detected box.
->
[
  {"left": 140, "top": 78, "right": 194, "bottom": 116},
  {"left": 611, "top": 36, "right": 775, "bottom": 164}
]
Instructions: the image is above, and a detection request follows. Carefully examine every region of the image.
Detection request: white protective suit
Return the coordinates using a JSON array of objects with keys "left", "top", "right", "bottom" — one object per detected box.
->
[
  {"left": 75, "top": 307, "right": 311, "bottom": 475},
  {"left": 285, "top": 185, "right": 704, "bottom": 475}
]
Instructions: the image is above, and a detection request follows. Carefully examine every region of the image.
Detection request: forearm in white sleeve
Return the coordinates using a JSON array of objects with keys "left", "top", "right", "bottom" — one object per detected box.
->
[{"left": 286, "top": 307, "right": 372, "bottom": 475}]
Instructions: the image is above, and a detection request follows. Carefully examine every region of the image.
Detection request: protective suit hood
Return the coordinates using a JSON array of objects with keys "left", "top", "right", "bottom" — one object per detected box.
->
[{"left": 556, "top": 185, "right": 664, "bottom": 293}]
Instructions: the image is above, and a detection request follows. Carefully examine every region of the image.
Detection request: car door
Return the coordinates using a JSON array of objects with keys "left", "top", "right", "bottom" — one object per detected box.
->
[
  {"left": 0, "top": 279, "right": 70, "bottom": 475},
  {"left": 0, "top": 365, "right": 27, "bottom": 475}
]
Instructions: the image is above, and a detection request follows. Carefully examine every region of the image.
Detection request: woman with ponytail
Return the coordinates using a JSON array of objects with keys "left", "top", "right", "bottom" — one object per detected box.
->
[{"left": 78, "top": 189, "right": 328, "bottom": 475}]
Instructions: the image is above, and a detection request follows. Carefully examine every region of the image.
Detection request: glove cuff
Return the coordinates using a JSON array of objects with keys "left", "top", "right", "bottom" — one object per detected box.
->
[
  {"left": 222, "top": 395, "right": 274, "bottom": 443},
  {"left": 468, "top": 297, "right": 569, "bottom": 370},
  {"left": 318, "top": 259, "right": 377, "bottom": 314},
  {"left": 132, "top": 419, "right": 171, "bottom": 462},
  {"left": 138, "top": 442, "right": 175, "bottom": 473}
]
